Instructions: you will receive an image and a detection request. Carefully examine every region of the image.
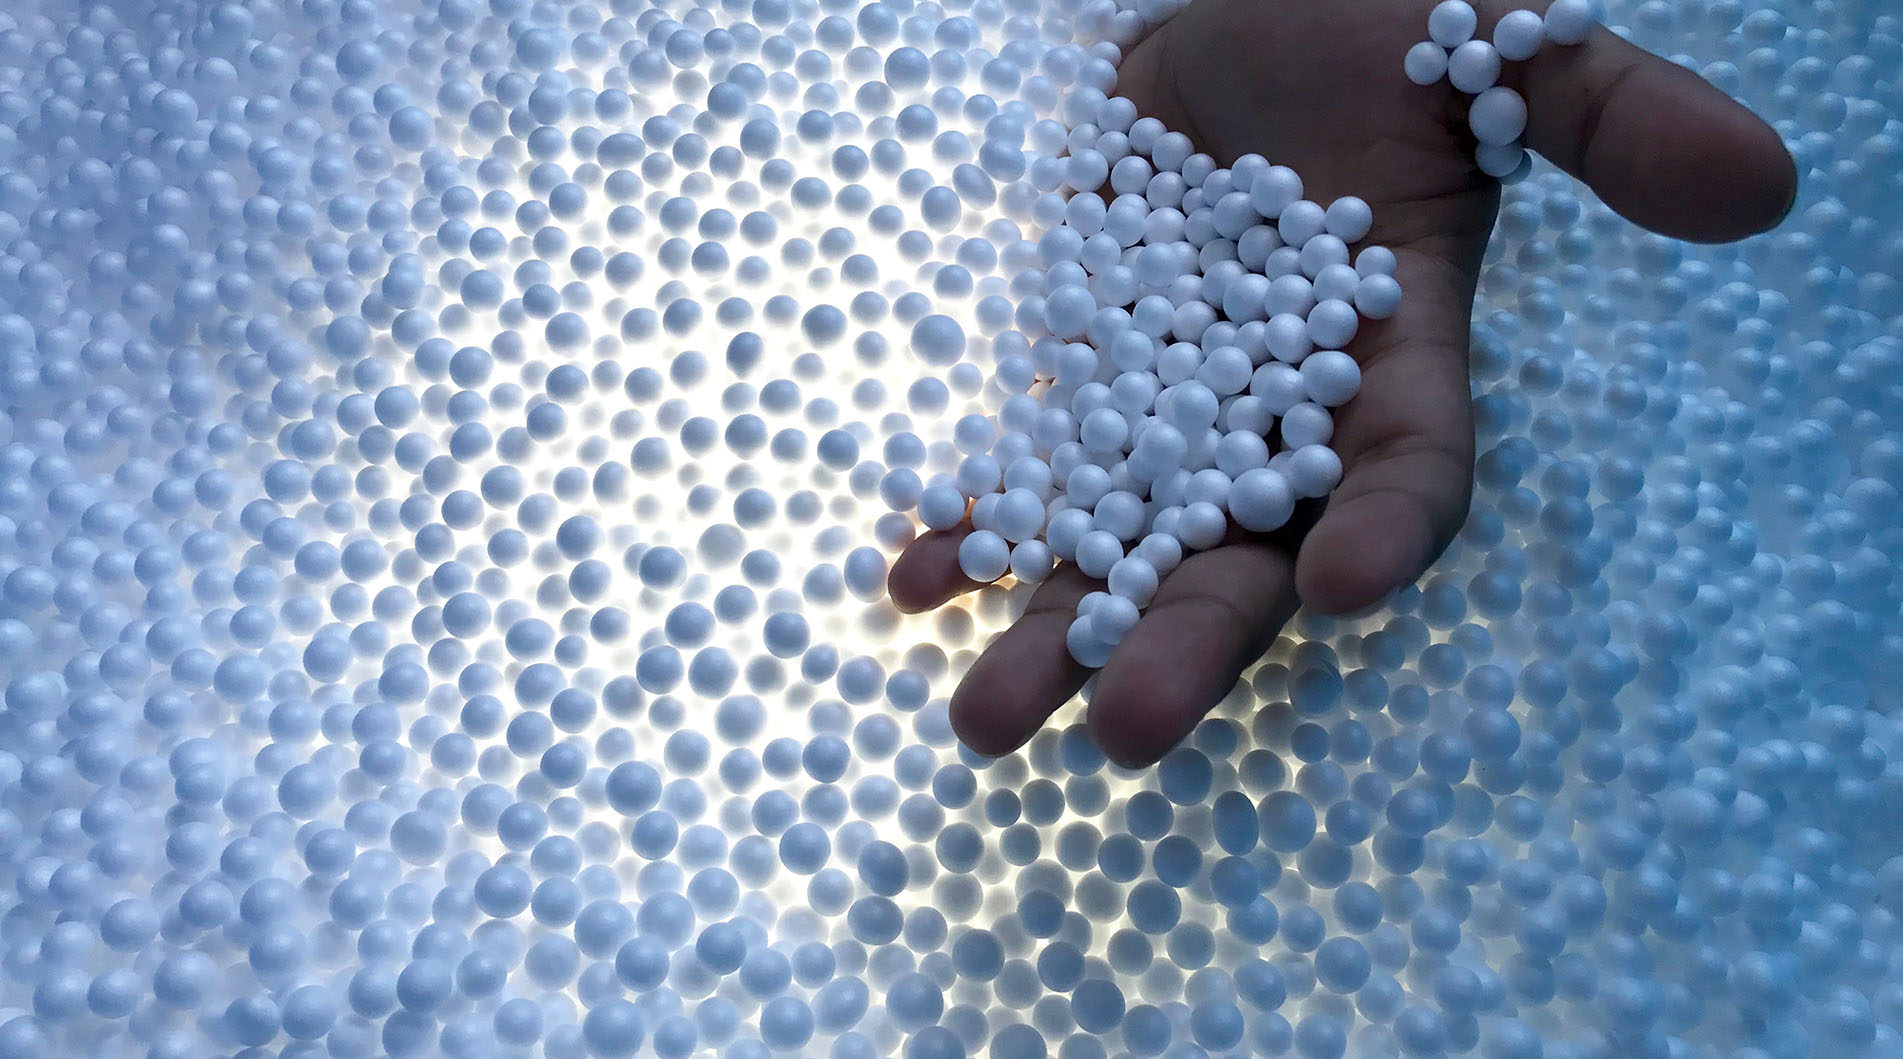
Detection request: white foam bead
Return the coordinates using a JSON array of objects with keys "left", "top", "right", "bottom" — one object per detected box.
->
[
  {"left": 1066, "top": 463, "right": 1114, "bottom": 509},
  {"left": 1281, "top": 402, "right": 1335, "bottom": 448},
  {"left": 1299, "top": 234, "right": 1351, "bottom": 279},
  {"left": 1198, "top": 346, "right": 1256, "bottom": 397},
  {"left": 1265, "top": 274, "right": 1317, "bottom": 318},
  {"left": 1355, "top": 245, "right": 1398, "bottom": 277},
  {"left": 996, "top": 488, "right": 1049, "bottom": 542},
  {"left": 1428, "top": 0, "right": 1477, "bottom": 45},
  {"left": 1097, "top": 95, "right": 1140, "bottom": 133},
  {"left": 1277, "top": 200, "right": 1327, "bottom": 246},
  {"left": 1322, "top": 197, "right": 1374, "bottom": 243},
  {"left": 1155, "top": 343, "right": 1201, "bottom": 386},
  {"left": 1265, "top": 314, "right": 1314, "bottom": 364},
  {"left": 1089, "top": 594, "right": 1143, "bottom": 643},
  {"left": 1046, "top": 507, "right": 1095, "bottom": 560},
  {"left": 1095, "top": 131, "right": 1133, "bottom": 166},
  {"left": 1476, "top": 141, "right": 1528, "bottom": 178},
  {"left": 1404, "top": 41, "right": 1451, "bottom": 86},
  {"left": 1286, "top": 444, "right": 1345, "bottom": 498},
  {"left": 1152, "top": 505, "right": 1185, "bottom": 538},
  {"left": 1492, "top": 8, "right": 1546, "bottom": 59},
  {"left": 1074, "top": 530, "right": 1125, "bottom": 578},
  {"left": 1177, "top": 501, "right": 1228, "bottom": 551},
  {"left": 1312, "top": 263, "right": 1362, "bottom": 304},
  {"left": 1267, "top": 450, "right": 1295, "bottom": 475},
  {"left": 1447, "top": 40, "right": 1502, "bottom": 93},
  {"left": 1186, "top": 468, "right": 1234, "bottom": 511},
  {"left": 1215, "top": 430, "right": 1272, "bottom": 478},
  {"left": 1009, "top": 538, "right": 1054, "bottom": 583},
  {"left": 1249, "top": 166, "right": 1304, "bottom": 219},
  {"left": 971, "top": 492, "right": 1003, "bottom": 532},
  {"left": 1101, "top": 557, "right": 1157, "bottom": 608},
  {"left": 1131, "top": 532, "right": 1183, "bottom": 575},
  {"left": 1237, "top": 225, "right": 1284, "bottom": 270},
  {"left": 1543, "top": 0, "right": 1599, "bottom": 44},
  {"left": 1052, "top": 441, "right": 1092, "bottom": 483},
  {"left": 1004, "top": 455, "right": 1056, "bottom": 495},
  {"left": 1131, "top": 295, "right": 1175, "bottom": 337},
  {"left": 955, "top": 454, "right": 1002, "bottom": 497},
  {"left": 1225, "top": 395, "right": 1276, "bottom": 436},
  {"left": 1306, "top": 299, "right": 1360, "bottom": 349},
  {"left": 1128, "top": 116, "right": 1165, "bottom": 153},
  {"left": 1066, "top": 615, "right": 1115, "bottom": 667},
  {"left": 1110, "top": 371, "right": 1161, "bottom": 415},
  {"left": 1166, "top": 381, "right": 1221, "bottom": 433},
  {"left": 1300, "top": 350, "right": 1363, "bottom": 407},
  {"left": 1079, "top": 407, "right": 1131, "bottom": 453},
  {"left": 1221, "top": 273, "right": 1272, "bottom": 325},
  {"left": 958, "top": 529, "right": 1013, "bottom": 582},
  {"left": 1229, "top": 467, "right": 1298, "bottom": 532},
  {"left": 1469, "top": 86, "right": 1528, "bottom": 146},
  {"left": 1354, "top": 273, "right": 1404, "bottom": 319},
  {"left": 1066, "top": 149, "right": 1110, "bottom": 192},
  {"left": 1045, "top": 284, "right": 1098, "bottom": 339},
  {"left": 1033, "top": 406, "right": 1081, "bottom": 451},
  {"left": 1093, "top": 490, "right": 1149, "bottom": 541},
  {"left": 1250, "top": 362, "right": 1306, "bottom": 416},
  {"left": 918, "top": 484, "right": 969, "bottom": 531},
  {"left": 1151, "top": 131, "right": 1194, "bottom": 173},
  {"left": 1264, "top": 245, "right": 1303, "bottom": 278}
]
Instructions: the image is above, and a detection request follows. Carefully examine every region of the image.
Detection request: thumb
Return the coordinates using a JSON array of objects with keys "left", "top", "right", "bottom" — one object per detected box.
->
[{"left": 1503, "top": 11, "right": 1798, "bottom": 243}]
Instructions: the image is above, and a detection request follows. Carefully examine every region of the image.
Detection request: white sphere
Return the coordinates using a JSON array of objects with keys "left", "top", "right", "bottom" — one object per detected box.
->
[
  {"left": 1404, "top": 41, "right": 1450, "bottom": 86},
  {"left": 1354, "top": 274, "right": 1404, "bottom": 319},
  {"left": 1229, "top": 468, "right": 1297, "bottom": 532},
  {"left": 919, "top": 484, "right": 969, "bottom": 531},
  {"left": 958, "top": 530, "right": 1012, "bottom": 582},
  {"left": 1107, "top": 556, "right": 1160, "bottom": 606},
  {"left": 1427, "top": 0, "right": 1478, "bottom": 46},
  {"left": 1543, "top": 0, "right": 1599, "bottom": 45},
  {"left": 1177, "top": 501, "right": 1228, "bottom": 551},
  {"left": 1469, "top": 86, "right": 1528, "bottom": 146},
  {"left": 1323, "top": 197, "right": 1374, "bottom": 243},
  {"left": 1010, "top": 539, "right": 1054, "bottom": 583},
  {"left": 1306, "top": 299, "right": 1360, "bottom": 349},
  {"left": 1300, "top": 350, "right": 1364, "bottom": 407},
  {"left": 1492, "top": 8, "right": 1546, "bottom": 60},
  {"left": 1286, "top": 444, "right": 1345, "bottom": 498},
  {"left": 1447, "top": 40, "right": 1502, "bottom": 93},
  {"left": 1075, "top": 530, "right": 1125, "bottom": 578}
]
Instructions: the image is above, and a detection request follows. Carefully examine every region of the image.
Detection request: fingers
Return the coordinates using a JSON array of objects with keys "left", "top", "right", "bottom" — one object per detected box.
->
[
  {"left": 948, "top": 566, "right": 1099, "bottom": 756},
  {"left": 887, "top": 524, "right": 979, "bottom": 613},
  {"left": 1087, "top": 540, "right": 1300, "bottom": 768},
  {"left": 1501, "top": 10, "right": 1797, "bottom": 242},
  {"left": 1295, "top": 246, "right": 1478, "bottom": 616}
]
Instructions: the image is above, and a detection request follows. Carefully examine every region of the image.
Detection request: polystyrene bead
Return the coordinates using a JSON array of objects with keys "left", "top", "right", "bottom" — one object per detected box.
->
[
  {"left": 1448, "top": 39, "right": 1503, "bottom": 93},
  {"left": 1469, "top": 87, "right": 1529, "bottom": 146},
  {"left": 957, "top": 530, "right": 1012, "bottom": 582},
  {"left": 1543, "top": 0, "right": 1600, "bottom": 44},
  {"left": 1404, "top": 42, "right": 1451, "bottom": 86},
  {"left": 1492, "top": 9, "right": 1546, "bottom": 60},
  {"left": 1428, "top": 0, "right": 1478, "bottom": 46}
]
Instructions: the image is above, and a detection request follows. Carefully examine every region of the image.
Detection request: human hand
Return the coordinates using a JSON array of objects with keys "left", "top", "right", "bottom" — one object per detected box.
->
[{"left": 889, "top": 0, "right": 1798, "bottom": 767}]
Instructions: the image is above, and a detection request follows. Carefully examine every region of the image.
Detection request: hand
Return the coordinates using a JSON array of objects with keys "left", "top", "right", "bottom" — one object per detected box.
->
[{"left": 888, "top": 0, "right": 1797, "bottom": 768}]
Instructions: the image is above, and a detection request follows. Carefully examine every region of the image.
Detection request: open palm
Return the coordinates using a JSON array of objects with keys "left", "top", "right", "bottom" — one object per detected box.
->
[{"left": 889, "top": 0, "right": 1797, "bottom": 767}]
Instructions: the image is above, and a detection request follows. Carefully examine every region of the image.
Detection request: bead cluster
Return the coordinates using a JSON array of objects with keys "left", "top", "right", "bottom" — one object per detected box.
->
[{"left": 1405, "top": 0, "right": 1606, "bottom": 179}]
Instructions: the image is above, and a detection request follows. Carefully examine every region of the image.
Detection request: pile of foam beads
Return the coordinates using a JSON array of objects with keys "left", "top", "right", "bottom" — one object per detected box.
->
[{"left": 0, "top": 0, "right": 1897, "bottom": 1056}]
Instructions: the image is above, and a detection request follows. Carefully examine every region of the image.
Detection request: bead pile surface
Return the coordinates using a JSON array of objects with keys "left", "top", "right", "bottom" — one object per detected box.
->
[{"left": 0, "top": 0, "right": 1895, "bottom": 1057}]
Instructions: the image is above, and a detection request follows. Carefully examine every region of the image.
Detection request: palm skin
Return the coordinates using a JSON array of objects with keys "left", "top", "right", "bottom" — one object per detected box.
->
[{"left": 889, "top": 0, "right": 1798, "bottom": 767}]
